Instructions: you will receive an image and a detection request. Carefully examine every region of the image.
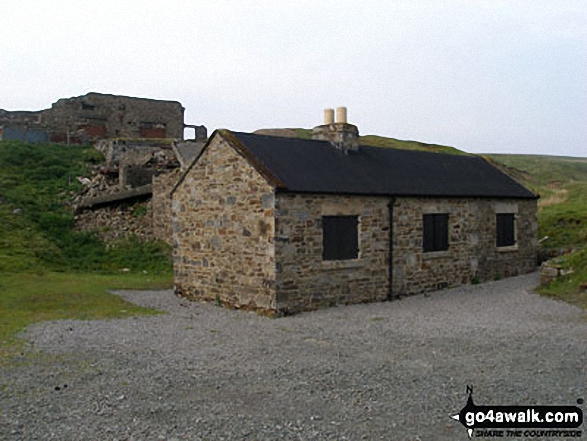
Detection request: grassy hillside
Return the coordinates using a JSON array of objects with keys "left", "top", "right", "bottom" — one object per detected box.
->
[
  {"left": 485, "top": 154, "right": 587, "bottom": 251},
  {"left": 0, "top": 140, "right": 172, "bottom": 354},
  {"left": 0, "top": 140, "right": 172, "bottom": 273}
]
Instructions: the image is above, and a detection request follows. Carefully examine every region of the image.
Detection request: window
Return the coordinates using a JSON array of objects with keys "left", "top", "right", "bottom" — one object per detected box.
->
[
  {"left": 322, "top": 216, "right": 359, "bottom": 260},
  {"left": 496, "top": 213, "right": 516, "bottom": 247},
  {"left": 423, "top": 213, "right": 449, "bottom": 252}
]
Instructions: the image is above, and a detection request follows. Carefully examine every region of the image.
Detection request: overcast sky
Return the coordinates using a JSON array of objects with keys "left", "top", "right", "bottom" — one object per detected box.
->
[{"left": 1, "top": 0, "right": 585, "bottom": 156}]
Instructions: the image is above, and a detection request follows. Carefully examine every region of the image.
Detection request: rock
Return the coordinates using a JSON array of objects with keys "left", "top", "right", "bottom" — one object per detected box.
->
[{"left": 540, "top": 261, "right": 561, "bottom": 285}]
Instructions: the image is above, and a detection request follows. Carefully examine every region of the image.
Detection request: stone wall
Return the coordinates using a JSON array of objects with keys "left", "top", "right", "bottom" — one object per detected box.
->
[
  {"left": 75, "top": 200, "right": 153, "bottom": 242},
  {"left": 96, "top": 138, "right": 178, "bottom": 171},
  {"left": 392, "top": 197, "right": 538, "bottom": 296},
  {"left": 42, "top": 93, "right": 185, "bottom": 140},
  {"left": 274, "top": 194, "right": 390, "bottom": 314},
  {"left": 1, "top": 93, "right": 185, "bottom": 143},
  {"left": 172, "top": 136, "right": 277, "bottom": 312},
  {"left": 152, "top": 169, "right": 181, "bottom": 245}
]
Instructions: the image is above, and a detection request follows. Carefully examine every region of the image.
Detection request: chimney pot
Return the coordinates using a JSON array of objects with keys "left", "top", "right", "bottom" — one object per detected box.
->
[
  {"left": 324, "top": 108, "right": 334, "bottom": 125},
  {"left": 336, "top": 107, "right": 347, "bottom": 124},
  {"left": 312, "top": 107, "right": 359, "bottom": 152}
]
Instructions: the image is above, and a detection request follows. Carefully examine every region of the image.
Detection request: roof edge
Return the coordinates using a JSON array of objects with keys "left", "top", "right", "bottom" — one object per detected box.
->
[
  {"left": 275, "top": 188, "right": 539, "bottom": 200},
  {"left": 219, "top": 130, "right": 286, "bottom": 189},
  {"left": 479, "top": 156, "right": 540, "bottom": 199}
]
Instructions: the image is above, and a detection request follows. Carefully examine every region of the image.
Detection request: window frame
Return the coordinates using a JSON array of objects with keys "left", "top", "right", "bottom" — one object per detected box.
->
[
  {"left": 322, "top": 215, "right": 360, "bottom": 261},
  {"left": 422, "top": 213, "right": 449, "bottom": 253},
  {"left": 496, "top": 213, "right": 517, "bottom": 248}
]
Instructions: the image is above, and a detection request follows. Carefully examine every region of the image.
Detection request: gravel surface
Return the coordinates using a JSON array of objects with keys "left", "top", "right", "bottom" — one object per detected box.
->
[{"left": 1, "top": 272, "right": 585, "bottom": 440}]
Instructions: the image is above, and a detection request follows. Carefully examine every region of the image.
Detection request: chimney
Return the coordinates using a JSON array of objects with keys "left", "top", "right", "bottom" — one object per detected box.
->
[
  {"left": 324, "top": 108, "right": 335, "bottom": 124},
  {"left": 312, "top": 106, "right": 359, "bottom": 153}
]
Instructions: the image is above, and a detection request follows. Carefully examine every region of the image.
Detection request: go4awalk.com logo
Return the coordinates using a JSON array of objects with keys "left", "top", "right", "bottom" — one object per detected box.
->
[{"left": 451, "top": 386, "right": 583, "bottom": 438}]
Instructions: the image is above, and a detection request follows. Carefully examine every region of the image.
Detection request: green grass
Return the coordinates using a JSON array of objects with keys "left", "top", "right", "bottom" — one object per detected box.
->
[
  {"left": 486, "top": 154, "right": 587, "bottom": 303},
  {"left": 0, "top": 140, "right": 172, "bottom": 274},
  {"left": 537, "top": 248, "right": 587, "bottom": 310},
  {"left": 484, "top": 154, "right": 587, "bottom": 187},
  {"left": 538, "top": 181, "right": 587, "bottom": 249},
  {"left": 0, "top": 271, "right": 170, "bottom": 356},
  {"left": 0, "top": 140, "right": 173, "bottom": 355},
  {"left": 485, "top": 154, "right": 587, "bottom": 251},
  {"left": 359, "top": 135, "right": 469, "bottom": 155}
]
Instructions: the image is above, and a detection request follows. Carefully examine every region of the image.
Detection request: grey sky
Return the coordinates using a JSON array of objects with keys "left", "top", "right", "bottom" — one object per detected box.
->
[{"left": 1, "top": 0, "right": 585, "bottom": 156}]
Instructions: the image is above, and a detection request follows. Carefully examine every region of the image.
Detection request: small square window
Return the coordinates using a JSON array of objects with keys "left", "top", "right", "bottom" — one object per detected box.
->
[
  {"left": 423, "top": 213, "right": 449, "bottom": 252},
  {"left": 322, "top": 216, "right": 359, "bottom": 261},
  {"left": 496, "top": 213, "right": 516, "bottom": 247}
]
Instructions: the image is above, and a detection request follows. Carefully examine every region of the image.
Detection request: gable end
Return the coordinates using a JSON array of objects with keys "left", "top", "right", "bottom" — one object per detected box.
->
[{"left": 170, "top": 130, "right": 285, "bottom": 197}]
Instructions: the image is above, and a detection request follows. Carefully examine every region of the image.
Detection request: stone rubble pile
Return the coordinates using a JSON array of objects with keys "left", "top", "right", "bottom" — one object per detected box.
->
[
  {"left": 74, "top": 201, "right": 154, "bottom": 242},
  {"left": 72, "top": 164, "right": 154, "bottom": 243},
  {"left": 72, "top": 170, "right": 121, "bottom": 211}
]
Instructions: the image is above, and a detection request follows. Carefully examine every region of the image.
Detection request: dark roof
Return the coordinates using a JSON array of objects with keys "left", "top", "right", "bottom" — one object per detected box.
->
[{"left": 227, "top": 131, "right": 537, "bottom": 199}]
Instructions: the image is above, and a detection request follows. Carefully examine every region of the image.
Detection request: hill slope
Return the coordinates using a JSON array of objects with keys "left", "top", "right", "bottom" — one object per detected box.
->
[
  {"left": 484, "top": 154, "right": 587, "bottom": 251},
  {"left": 0, "top": 140, "right": 171, "bottom": 274}
]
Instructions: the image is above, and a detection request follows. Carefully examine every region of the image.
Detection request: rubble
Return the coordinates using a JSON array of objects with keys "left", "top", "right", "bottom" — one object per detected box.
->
[
  {"left": 72, "top": 136, "right": 205, "bottom": 243},
  {"left": 74, "top": 201, "right": 154, "bottom": 242}
]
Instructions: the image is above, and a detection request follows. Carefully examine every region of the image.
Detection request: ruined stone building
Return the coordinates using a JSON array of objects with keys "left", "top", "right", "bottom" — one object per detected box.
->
[
  {"left": 75, "top": 138, "right": 205, "bottom": 245},
  {"left": 0, "top": 92, "right": 205, "bottom": 144},
  {"left": 0, "top": 92, "right": 213, "bottom": 244},
  {"left": 171, "top": 108, "right": 538, "bottom": 315}
]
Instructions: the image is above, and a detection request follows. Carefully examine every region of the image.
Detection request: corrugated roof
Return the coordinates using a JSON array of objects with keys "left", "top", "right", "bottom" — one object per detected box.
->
[{"left": 229, "top": 131, "right": 537, "bottom": 199}]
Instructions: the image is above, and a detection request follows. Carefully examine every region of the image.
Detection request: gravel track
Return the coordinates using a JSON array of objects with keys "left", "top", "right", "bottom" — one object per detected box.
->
[{"left": 1, "top": 272, "right": 585, "bottom": 440}]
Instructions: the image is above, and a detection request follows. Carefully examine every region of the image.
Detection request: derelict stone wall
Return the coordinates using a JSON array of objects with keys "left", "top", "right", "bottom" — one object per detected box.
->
[
  {"left": 392, "top": 197, "right": 538, "bottom": 296},
  {"left": 75, "top": 200, "right": 153, "bottom": 242},
  {"left": 152, "top": 169, "right": 181, "bottom": 245},
  {"left": 172, "top": 136, "right": 277, "bottom": 311},
  {"left": 274, "top": 193, "right": 390, "bottom": 314},
  {"left": 43, "top": 93, "right": 184, "bottom": 139}
]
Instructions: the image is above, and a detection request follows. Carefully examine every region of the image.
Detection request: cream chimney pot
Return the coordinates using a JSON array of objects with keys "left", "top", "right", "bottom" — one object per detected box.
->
[
  {"left": 336, "top": 107, "right": 348, "bottom": 124},
  {"left": 324, "top": 108, "right": 334, "bottom": 125}
]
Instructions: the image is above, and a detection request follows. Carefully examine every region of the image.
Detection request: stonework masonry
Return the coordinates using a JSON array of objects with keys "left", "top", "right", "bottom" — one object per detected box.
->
[
  {"left": 152, "top": 169, "right": 182, "bottom": 245},
  {"left": 392, "top": 198, "right": 538, "bottom": 296},
  {"left": 75, "top": 200, "right": 153, "bottom": 242},
  {"left": 274, "top": 193, "right": 390, "bottom": 314},
  {"left": 1, "top": 93, "right": 187, "bottom": 143},
  {"left": 172, "top": 136, "right": 277, "bottom": 311}
]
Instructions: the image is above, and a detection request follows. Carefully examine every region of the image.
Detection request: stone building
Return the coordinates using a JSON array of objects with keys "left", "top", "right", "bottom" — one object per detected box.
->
[
  {"left": 171, "top": 108, "right": 538, "bottom": 315},
  {"left": 0, "top": 92, "right": 202, "bottom": 143}
]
